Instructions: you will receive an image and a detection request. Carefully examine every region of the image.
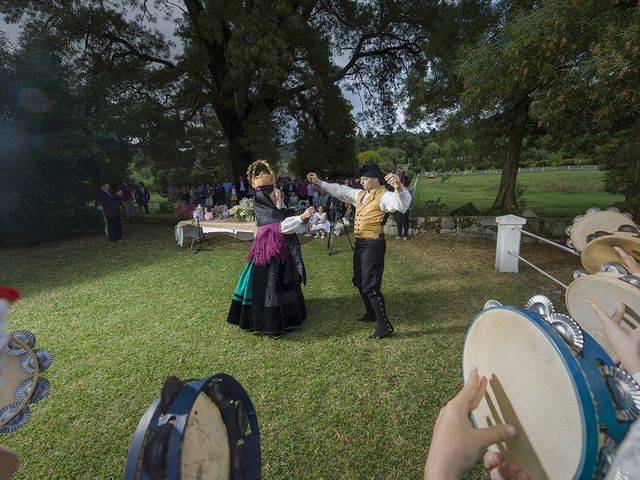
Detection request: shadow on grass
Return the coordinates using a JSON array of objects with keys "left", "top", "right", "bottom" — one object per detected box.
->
[
  {"left": 0, "top": 223, "right": 251, "bottom": 297},
  {"left": 281, "top": 289, "right": 462, "bottom": 343}
]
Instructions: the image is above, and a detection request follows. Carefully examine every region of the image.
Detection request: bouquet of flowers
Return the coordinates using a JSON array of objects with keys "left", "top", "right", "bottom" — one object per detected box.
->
[{"left": 229, "top": 197, "right": 254, "bottom": 221}]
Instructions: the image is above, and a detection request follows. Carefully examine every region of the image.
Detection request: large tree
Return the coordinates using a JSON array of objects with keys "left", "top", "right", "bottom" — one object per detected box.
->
[
  {"left": 529, "top": 0, "right": 640, "bottom": 216},
  {"left": 2, "top": 0, "right": 423, "bottom": 178},
  {"left": 408, "top": 0, "right": 640, "bottom": 214}
]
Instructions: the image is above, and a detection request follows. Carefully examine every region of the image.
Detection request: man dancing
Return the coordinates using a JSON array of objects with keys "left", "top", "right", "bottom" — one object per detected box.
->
[{"left": 307, "top": 163, "right": 411, "bottom": 339}]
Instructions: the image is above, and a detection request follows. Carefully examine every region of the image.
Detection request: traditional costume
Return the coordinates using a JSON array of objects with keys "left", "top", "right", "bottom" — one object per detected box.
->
[
  {"left": 319, "top": 163, "right": 411, "bottom": 339},
  {"left": 227, "top": 161, "right": 307, "bottom": 335}
]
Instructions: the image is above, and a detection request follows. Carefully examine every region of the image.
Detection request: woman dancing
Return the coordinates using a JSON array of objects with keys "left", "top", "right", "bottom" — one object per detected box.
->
[{"left": 227, "top": 160, "right": 315, "bottom": 335}]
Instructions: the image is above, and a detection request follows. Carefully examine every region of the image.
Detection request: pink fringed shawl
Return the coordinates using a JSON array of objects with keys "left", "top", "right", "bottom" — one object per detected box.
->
[{"left": 247, "top": 223, "right": 290, "bottom": 266}]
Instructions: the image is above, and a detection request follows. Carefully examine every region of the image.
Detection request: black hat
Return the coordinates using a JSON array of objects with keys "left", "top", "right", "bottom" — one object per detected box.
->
[{"left": 359, "top": 162, "right": 385, "bottom": 182}]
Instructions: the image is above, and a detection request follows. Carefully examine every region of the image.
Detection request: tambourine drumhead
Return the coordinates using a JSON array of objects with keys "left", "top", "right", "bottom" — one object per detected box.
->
[
  {"left": 181, "top": 392, "right": 230, "bottom": 480},
  {"left": 463, "top": 308, "right": 585, "bottom": 479},
  {"left": 570, "top": 211, "right": 637, "bottom": 252},
  {"left": 0, "top": 350, "right": 32, "bottom": 409},
  {"left": 125, "top": 374, "right": 261, "bottom": 480},
  {"left": 566, "top": 272, "right": 640, "bottom": 358},
  {"left": 580, "top": 232, "right": 640, "bottom": 273}
]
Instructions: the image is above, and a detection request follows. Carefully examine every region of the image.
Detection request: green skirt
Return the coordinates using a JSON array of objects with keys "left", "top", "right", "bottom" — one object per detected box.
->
[{"left": 232, "top": 261, "right": 254, "bottom": 306}]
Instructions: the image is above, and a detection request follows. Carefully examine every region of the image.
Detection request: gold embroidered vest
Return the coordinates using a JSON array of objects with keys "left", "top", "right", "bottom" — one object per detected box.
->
[{"left": 354, "top": 187, "right": 387, "bottom": 239}]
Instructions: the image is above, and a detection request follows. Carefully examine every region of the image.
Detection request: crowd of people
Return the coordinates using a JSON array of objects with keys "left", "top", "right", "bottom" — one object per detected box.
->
[
  {"left": 95, "top": 169, "right": 412, "bottom": 245},
  {"left": 167, "top": 176, "right": 251, "bottom": 211},
  {"left": 167, "top": 175, "right": 358, "bottom": 214}
]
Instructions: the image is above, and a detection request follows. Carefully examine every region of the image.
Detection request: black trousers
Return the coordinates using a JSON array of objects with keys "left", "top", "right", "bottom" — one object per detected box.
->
[
  {"left": 106, "top": 214, "right": 122, "bottom": 241},
  {"left": 352, "top": 238, "right": 386, "bottom": 295},
  {"left": 395, "top": 210, "right": 410, "bottom": 237}
]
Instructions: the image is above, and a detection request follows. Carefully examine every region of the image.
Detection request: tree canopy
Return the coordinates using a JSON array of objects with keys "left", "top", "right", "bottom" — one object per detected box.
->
[{"left": 2, "top": 0, "right": 423, "bottom": 179}]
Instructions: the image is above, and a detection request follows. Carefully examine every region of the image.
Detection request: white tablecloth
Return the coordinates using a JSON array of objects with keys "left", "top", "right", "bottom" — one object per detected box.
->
[{"left": 175, "top": 219, "right": 257, "bottom": 246}]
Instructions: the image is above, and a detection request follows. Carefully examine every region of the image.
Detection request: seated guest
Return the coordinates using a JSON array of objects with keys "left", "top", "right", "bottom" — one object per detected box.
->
[
  {"left": 309, "top": 206, "right": 330, "bottom": 239},
  {"left": 204, "top": 208, "right": 214, "bottom": 220}
]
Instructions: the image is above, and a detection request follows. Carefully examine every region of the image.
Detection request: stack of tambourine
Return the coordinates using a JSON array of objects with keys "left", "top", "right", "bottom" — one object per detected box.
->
[
  {"left": 566, "top": 206, "right": 639, "bottom": 273},
  {"left": 466, "top": 208, "right": 640, "bottom": 479}
]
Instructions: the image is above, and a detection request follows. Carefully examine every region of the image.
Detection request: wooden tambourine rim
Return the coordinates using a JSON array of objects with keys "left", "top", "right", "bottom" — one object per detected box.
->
[
  {"left": 566, "top": 272, "right": 640, "bottom": 358},
  {"left": 580, "top": 232, "right": 640, "bottom": 273},
  {"left": 570, "top": 211, "right": 637, "bottom": 252},
  {"left": 0, "top": 336, "right": 40, "bottom": 429}
]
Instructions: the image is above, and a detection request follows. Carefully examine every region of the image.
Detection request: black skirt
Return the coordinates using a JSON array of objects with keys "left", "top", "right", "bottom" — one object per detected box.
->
[{"left": 227, "top": 258, "right": 306, "bottom": 335}]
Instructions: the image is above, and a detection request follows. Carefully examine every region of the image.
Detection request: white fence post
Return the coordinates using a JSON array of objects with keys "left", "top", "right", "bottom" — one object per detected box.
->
[{"left": 495, "top": 215, "right": 527, "bottom": 273}]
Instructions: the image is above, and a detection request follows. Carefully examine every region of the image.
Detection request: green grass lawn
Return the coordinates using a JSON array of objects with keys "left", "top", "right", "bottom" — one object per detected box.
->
[
  {"left": 414, "top": 170, "right": 623, "bottom": 218},
  {"left": 1, "top": 224, "right": 579, "bottom": 479}
]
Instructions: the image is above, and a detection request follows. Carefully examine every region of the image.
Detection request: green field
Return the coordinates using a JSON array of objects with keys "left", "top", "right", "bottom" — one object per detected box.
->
[
  {"left": 414, "top": 170, "right": 623, "bottom": 218},
  {"left": 1, "top": 224, "right": 579, "bottom": 479}
]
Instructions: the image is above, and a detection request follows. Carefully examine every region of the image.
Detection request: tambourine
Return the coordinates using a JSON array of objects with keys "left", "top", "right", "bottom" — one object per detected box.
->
[
  {"left": 580, "top": 231, "right": 640, "bottom": 273},
  {"left": 464, "top": 298, "right": 639, "bottom": 479},
  {"left": 125, "top": 374, "right": 261, "bottom": 480},
  {"left": 567, "top": 207, "right": 636, "bottom": 252},
  {"left": 0, "top": 330, "right": 53, "bottom": 433},
  {"left": 566, "top": 269, "right": 640, "bottom": 358}
]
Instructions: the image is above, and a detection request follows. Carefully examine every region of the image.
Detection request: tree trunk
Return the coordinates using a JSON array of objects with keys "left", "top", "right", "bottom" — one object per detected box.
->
[
  {"left": 624, "top": 156, "right": 640, "bottom": 219},
  {"left": 491, "top": 94, "right": 530, "bottom": 214},
  {"left": 213, "top": 103, "right": 255, "bottom": 179},
  {"left": 228, "top": 135, "right": 255, "bottom": 180}
]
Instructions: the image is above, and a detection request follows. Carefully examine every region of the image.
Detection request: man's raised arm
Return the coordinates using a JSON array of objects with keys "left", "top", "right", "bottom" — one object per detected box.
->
[{"left": 306, "top": 173, "right": 358, "bottom": 206}]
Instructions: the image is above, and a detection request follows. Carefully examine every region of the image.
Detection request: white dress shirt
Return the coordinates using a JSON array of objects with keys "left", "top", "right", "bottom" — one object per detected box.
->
[
  {"left": 320, "top": 181, "right": 411, "bottom": 213},
  {"left": 280, "top": 215, "right": 303, "bottom": 234}
]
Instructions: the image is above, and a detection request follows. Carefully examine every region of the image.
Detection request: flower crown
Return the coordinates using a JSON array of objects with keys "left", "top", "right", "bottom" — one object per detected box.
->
[{"left": 247, "top": 159, "right": 276, "bottom": 188}]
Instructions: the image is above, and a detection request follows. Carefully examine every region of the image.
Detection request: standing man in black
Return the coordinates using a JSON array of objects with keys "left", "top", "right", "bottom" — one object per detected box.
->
[
  {"left": 394, "top": 174, "right": 412, "bottom": 240},
  {"left": 97, "top": 182, "right": 123, "bottom": 242},
  {"left": 307, "top": 163, "right": 411, "bottom": 339},
  {"left": 135, "top": 182, "right": 151, "bottom": 214}
]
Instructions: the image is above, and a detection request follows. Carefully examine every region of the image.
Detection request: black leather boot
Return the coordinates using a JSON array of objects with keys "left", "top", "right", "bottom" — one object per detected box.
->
[
  {"left": 358, "top": 289, "right": 376, "bottom": 322},
  {"left": 367, "top": 289, "right": 394, "bottom": 339}
]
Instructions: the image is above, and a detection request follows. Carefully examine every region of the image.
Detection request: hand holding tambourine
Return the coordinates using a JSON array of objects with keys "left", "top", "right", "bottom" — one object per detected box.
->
[
  {"left": 614, "top": 246, "right": 640, "bottom": 274},
  {"left": 425, "top": 368, "right": 519, "bottom": 479},
  {"left": 587, "top": 300, "right": 640, "bottom": 375}
]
